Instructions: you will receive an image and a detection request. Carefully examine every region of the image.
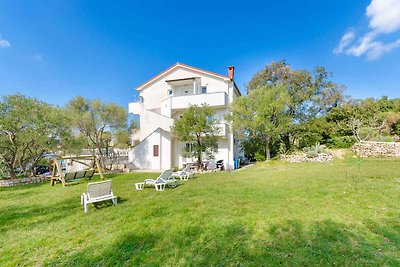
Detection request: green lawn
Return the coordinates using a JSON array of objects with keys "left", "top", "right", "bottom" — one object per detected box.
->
[{"left": 1, "top": 155, "right": 400, "bottom": 266}]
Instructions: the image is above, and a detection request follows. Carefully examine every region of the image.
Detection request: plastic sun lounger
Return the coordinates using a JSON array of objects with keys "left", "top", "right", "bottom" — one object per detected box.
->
[
  {"left": 135, "top": 170, "right": 177, "bottom": 191},
  {"left": 172, "top": 165, "right": 194, "bottom": 181}
]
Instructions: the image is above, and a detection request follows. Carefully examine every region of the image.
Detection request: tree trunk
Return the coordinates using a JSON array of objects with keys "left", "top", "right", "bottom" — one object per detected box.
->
[
  {"left": 265, "top": 137, "right": 271, "bottom": 160},
  {"left": 5, "top": 162, "right": 17, "bottom": 179},
  {"left": 196, "top": 136, "right": 202, "bottom": 170},
  {"left": 281, "top": 133, "right": 291, "bottom": 153}
]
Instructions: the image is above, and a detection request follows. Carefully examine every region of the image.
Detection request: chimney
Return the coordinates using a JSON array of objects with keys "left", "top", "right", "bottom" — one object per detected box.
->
[{"left": 227, "top": 66, "right": 235, "bottom": 80}]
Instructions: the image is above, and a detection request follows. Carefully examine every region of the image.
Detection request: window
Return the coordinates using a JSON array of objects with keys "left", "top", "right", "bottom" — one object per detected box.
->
[
  {"left": 153, "top": 145, "right": 159, "bottom": 157},
  {"left": 207, "top": 115, "right": 214, "bottom": 122},
  {"left": 201, "top": 86, "right": 207, "bottom": 94},
  {"left": 185, "top": 143, "right": 193, "bottom": 152},
  {"left": 167, "top": 89, "right": 173, "bottom": 96}
]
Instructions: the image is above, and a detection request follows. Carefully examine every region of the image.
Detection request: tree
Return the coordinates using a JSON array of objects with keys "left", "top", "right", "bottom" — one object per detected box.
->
[
  {"left": 0, "top": 94, "right": 70, "bottom": 179},
  {"left": 228, "top": 84, "right": 291, "bottom": 160},
  {"left": 246, "top": 60, "right": 344, "bottom": 151},
  {"left": 172, "top": 105, "right": 219, "bottom": 168},
  {"left": 66, "top": 96, "right": 127, "bottom": 169}
]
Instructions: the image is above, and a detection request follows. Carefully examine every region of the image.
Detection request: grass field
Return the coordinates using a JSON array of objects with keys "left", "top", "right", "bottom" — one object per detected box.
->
[{"left": 1, "top": 154, "right": 400, "bottom": 266}]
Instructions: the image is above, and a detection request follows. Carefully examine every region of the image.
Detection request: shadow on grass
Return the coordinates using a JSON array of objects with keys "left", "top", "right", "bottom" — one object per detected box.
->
[
  {"left": 0, "top": 197, "right": 78, "bottom": 233},
  {"left": 44, "top": 218, "right": 400, "bottom": 266}
]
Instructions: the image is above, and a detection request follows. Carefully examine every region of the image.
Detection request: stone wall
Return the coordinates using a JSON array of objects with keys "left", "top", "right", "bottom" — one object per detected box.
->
[
  {"left": 0, "top": 176, "right": 49, "bottom": 187},
  {"left": 280, "top": 153, "right": 333, "bottom": 163},
  {"left": 352, "top": 141, "right": 400, "bottom": 158}
]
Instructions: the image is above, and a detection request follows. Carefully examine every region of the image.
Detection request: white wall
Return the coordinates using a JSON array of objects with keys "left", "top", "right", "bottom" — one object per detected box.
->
[
  {"left": 139, "top": 109, "right": 174, "bottom": 141},
  {"left": 129, "top": 129, "right": 161, "bottom": 170}
]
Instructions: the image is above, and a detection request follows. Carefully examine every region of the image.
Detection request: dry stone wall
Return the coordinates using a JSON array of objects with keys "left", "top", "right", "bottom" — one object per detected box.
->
[
  {"left": 0, "top": 176, "right": 49, "bottom": 187},
  {"left": 352, "top": 141, "right": 400, "bottom": 158},
  {"left": 280, "top": 153, "right": 333, "bottom": 163}
]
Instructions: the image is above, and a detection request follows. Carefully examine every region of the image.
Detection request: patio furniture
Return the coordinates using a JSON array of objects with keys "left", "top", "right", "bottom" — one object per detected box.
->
[
  {"left": 216, "top": 159, "right": 225, "bottom": 170},
  {"left": 81, "top": 180, "right": 117, "bottom": 213},
  {"left": 172, "top": 165, "right": 195, "bottom": 181},
  {"left": 135, "top": 170, "right": 177, "bottom": 191}
]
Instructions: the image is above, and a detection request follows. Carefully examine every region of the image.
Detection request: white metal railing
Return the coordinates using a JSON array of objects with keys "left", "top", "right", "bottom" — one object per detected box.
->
[
  {"left": 170, "top": 92, "right": 227, "bottom": 110},
  {"left": 214, "top": 123, "right": 228, "bottom": 137}
]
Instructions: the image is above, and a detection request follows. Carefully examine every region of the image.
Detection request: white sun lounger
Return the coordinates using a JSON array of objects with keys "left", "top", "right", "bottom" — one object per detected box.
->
[
  {"left": 135, "top": 170, "right": 177, "bottom": 191},
  {"left": 172, "top": 165, "right": 194, "bottom": 181}
]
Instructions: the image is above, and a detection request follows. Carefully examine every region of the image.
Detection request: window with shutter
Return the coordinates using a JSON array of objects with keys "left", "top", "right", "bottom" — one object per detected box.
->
[{"left": 153, "top": 145, "right": 159, "bottom": 157}]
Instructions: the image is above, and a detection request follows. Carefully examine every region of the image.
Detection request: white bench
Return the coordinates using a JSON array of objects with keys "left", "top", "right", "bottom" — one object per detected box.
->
[{"left": 81, "top": 180, "right": 117, "bottom": 213}]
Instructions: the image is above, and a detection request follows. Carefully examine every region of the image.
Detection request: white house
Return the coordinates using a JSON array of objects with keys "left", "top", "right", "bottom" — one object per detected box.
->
[{"left": 128, "top": 62, "right": 243, "bottom": 170}]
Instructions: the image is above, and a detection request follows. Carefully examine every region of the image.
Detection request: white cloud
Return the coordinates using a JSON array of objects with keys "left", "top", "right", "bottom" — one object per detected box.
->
[
  {"left": 0, "top": 35, "right": 11, "bottom": 48},
  {"left": 367, "top": 0, "right": 400, "bottom": 33},
  {"left": 335, "top": 0, "right": 400, "bottom": 60},
  {"left": 333, "top": 31, "right": 355, "bottom": 54},
  {"left": 366, "top": 39, "right": 400, "bottom": 60},
  {"left": 33, "top": 54, "right": 43, "bottom": 61}
]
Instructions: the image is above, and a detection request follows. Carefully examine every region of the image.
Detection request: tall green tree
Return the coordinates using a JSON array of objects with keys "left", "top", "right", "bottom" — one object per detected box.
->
[
  {"left": 0, "top": 94, "right": 70, "bottom": 178},
  {"left": 229, "top": 84, "right": 291, "bottom": 160},
  {"left": 66, "top": 96, "right": 127, "bottom": 168},
  {"left": 247, "top": 60, "right": 344, "bottom": 151},
  {"left": 172, "top": 104, "right": 219, "bottom": 168}
]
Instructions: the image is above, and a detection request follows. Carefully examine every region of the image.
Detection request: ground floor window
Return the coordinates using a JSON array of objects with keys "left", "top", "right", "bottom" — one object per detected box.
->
[{"left": 153, "top": 145, "right": 159, "bottom": 157}]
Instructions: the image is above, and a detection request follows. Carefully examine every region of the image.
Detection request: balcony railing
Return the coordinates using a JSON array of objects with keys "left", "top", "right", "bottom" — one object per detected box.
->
[
  {"left": 214, "top": 123, "right": 228, "bottom": 137},
  {"left": 170, "top": 92, "right": 227, "bottom": 110},
  {"left": 128, "top": 102, "right": 142, "bottom": 114}
]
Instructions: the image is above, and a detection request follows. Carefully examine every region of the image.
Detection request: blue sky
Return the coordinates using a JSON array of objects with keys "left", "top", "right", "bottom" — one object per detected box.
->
[{"left": 0, "top": 0, "right": 399, "bottom": 108}]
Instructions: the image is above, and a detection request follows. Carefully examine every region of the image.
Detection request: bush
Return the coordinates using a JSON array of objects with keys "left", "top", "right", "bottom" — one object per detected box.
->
[
  {"left": 303, "top": 143, "right": 331, "bottom": 158},
  {"left": 254, "top": 152, "right": 266, "bottom": 162},
  {"left": 305, "top": 150, "right": 319, "bottom": 158},
  {"left": 326, "top": 136, "right": 357, "bottom": 148},
  {"left": 378, "top": 135, "right": 395, "bottom": 142}
]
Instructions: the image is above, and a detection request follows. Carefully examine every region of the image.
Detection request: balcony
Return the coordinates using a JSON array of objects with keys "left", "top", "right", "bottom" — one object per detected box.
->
[
  {"left": 128, "top": 102, "right": 142, "bottom": 115},
  {"left": 214, "top": 123, "right": 228, "bottom": 137},
  {"left": 170, "top": 92, "right": 227, "bottom": 110}
]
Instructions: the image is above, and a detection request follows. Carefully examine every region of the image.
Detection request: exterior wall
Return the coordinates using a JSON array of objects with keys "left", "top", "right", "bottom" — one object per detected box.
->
[
  {"left": 139, "top": 109, "right": 174, "bottom": 141},
  {"left": 173, "top": 137, "right": 231, "bottom": 169},
  {"left": 160, "top": 130, "right": 172, "bottom": 170},
  {"left": 128, "top": 129, "right": 162, "bottom": 170}
]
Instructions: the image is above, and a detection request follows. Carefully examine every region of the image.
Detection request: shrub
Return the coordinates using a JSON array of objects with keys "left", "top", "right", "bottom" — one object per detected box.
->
[
  {"left": 326, "top": 136, "right": 357, "bottom": 148},
  {"left": 254, "top": 152, "right": 266, "bottom": 162},
  {"left": 305, "top": 150, "right": 319, "bottom": 158},
  {"left": 303, "top": 143, "right": 331, "bottom": 158}
]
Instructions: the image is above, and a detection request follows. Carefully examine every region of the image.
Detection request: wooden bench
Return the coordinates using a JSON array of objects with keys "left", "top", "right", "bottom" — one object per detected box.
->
[
  {"left": 81, "top": 180, "right": 117, "bottom": 213},
  {"left": 64, "top": 169, "right": 95, "bottom": 181}
]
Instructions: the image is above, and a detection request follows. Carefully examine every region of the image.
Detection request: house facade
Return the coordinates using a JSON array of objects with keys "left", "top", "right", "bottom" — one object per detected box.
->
[{"left": 128, "top": 63, "right": 243, "bottom": 170}]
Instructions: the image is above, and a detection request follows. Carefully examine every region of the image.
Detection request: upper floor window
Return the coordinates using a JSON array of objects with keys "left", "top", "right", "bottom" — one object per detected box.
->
[
  {"left": 167, "top": 89, "right": 173, "bottom": 96},
  {"left": 185, "top": 143, "right": 193, "bottom": 153},
  {"left": 201, "top": 86, "right": 207, "bottom": 94}
]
